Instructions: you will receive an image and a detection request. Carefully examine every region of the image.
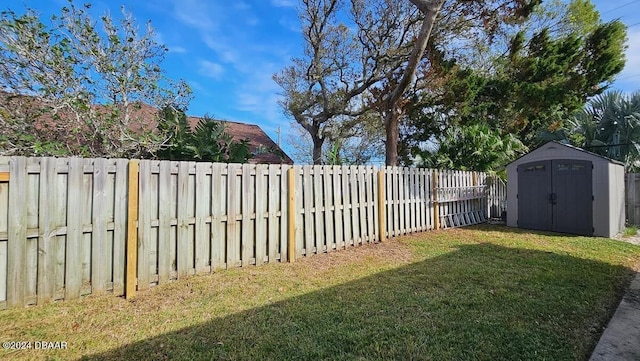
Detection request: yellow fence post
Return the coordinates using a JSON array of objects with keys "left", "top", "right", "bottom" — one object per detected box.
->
[
  {"left": 432, "top": 170, "right": 440, "bottom": 230},
  {"left": 287, "top": 167, "right": 296, "bottom": 263},
  {"left": 126, "top": 160, "right": 139, "bottom": 299},
  {"left": 377, "top": 169, "right": 386, "bottom": 242},
  {"left": 0, "top": 172, "right": 9, "bottom": 182}
]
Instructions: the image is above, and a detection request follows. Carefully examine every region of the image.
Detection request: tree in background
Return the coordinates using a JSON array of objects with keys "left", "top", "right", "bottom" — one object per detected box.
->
[
  {"left": 415, "top": 123, "right": 527, "bottom": 171},
  {"left": 402, "top": 0, "right": 626, "bottom": 168},
  {"left": 372, "top": 0, "right": 540, "bottom": 166},
  {"left": 540, "top": 91, "right": 640, "bottom": 170},
  {"left": 0, "top": 1, "right": 191, "bottom": 158},
  {"left": 157, "top": 108, "right": 252, "bottom": 163},
  {"left": 274, "top": 0, "right": 419, "bottom": 165},
  {"left": 277, "top": 0, "right": 540, "bottom": 165},
  {"left": 285, "top": 118, "right": 385, "bottom": 165}
]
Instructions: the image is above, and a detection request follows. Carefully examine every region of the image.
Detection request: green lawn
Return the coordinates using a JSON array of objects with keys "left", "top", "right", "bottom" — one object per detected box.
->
[{"left": 2, "top": 224, "right": 640, "bottom": 360}]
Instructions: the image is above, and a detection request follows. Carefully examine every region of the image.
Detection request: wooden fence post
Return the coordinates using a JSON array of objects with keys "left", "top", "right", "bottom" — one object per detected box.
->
[
  {"left": 287, "top": 168, "right": 296, "bottom": 263},
  {"left": 378, "top": 170, "right": 386, "bottom": 242},
  {"left": 126, "top": 160, "right": 139, "bottom": 299},
  {"left": 432, "top": 170, "right": 439, "bottom": 230}
]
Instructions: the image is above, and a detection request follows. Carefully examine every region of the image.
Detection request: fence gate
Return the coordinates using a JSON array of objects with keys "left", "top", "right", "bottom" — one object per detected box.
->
[{"left": 517, "top": 159, "right": 593, "bottom": 235}]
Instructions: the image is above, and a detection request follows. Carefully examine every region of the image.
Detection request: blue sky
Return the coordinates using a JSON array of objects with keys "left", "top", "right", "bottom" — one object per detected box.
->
[{"left": 7, "top": 0, "right": 640, "bottom": 160}]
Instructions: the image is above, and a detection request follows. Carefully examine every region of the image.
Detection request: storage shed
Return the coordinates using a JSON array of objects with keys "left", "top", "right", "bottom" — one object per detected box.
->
[{"left": 506, "top": 141, "right": 624, "bottom": 237}]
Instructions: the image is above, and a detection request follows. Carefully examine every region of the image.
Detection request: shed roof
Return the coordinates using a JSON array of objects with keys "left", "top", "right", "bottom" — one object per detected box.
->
[{"left": 508, "top": 141, "right": 624, "bottom": 167}]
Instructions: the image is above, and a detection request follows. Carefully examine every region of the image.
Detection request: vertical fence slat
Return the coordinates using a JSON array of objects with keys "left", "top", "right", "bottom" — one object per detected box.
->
[
  {"left": 283, "top": 165, "right": 293, "bottom": 261},
  {"left": 91, "top": 158, "right": 108, "bottom": 294},
  {"left": 112, "top": 159, "right": 128, "bottom": 295},
  {"left": 357, "top": 167, "right": 367, "bottom": 243},
  {"left": 627, "top": 174, "right": 637, "bottom": 225},
  {"left": 392, "top": 167, "right": 400, "bottom": 236},
  {"left": 255, "top": 164, "right": 268, "bottom": 264},
  {"left": 313, "top": 165, "right": 325, "bottom": 254},
  {"left": 25, "top": 159, "right": 38, "bottom": 303},
  {"left": 350, "top": 166, "right": 361, "bottom": 245},
  {"left": 37, "top": 158, "right": 56, "bottom": 303},
  {"left": 323, "top": 166, "right": 334, "bottom": 252},
  {"left": 210, "top": 163, "right": 226, "bottom": 270},
  {"left": 241, "top": 164, "right": 253, "bottom": 266},
  {"left": 157, "top": 161, "right": 171, "bottom": 283},
  {"left": 0, "top": 160, "right": 9, "bottom": 308},
  {"left": 377, "top": 169, "right": 385, "bottom": 242},
  {"left": 227, "top": 164, "right": 241, "bottom": 267},
  {"left": 65, "top": 158, "right": 84, "bottom": 300},
  {"left": 342, "top": 166, "right": 352, "bottom": 246},
  {"left": 176, "top": 162, "right": 190, "bottom": 276},
  {"left": 7, "top": 157, "right": 27, "bottom": 307},
  {"left": 137, "top": 160, "right": 152, "bottom": 290},
  {"left": 370, "top": 166, "right": 378, "bottom": 240},
  {"left": 333, "top": 166, "right": 344, "bottom": 249},
  {"left": 267, "top": 165, "right": 279, "bottom": 263},
  {"left": 195, "top": 163, "right": 210, "bottom": 273},
  {"left": 288, "top": 167, "right": 296, "bottom": 262},
  {"left": 302, "top": 166, "right": 313, "bottom": 256},
  {"left": 385, "top": 167, "right": 392, "bottom": 238}
]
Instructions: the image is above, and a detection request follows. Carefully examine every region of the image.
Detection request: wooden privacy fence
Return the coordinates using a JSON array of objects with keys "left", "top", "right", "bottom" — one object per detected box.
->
[
  {"left": 0, "top": 156, "right": 501, "bottom": 309},
  {"left": 626, "top": 173, "right": 640, "bottom": 225}
]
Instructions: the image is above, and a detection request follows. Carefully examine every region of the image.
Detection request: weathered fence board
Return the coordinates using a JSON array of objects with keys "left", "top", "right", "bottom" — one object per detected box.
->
[
  {"left": 626, "top": 174, "right": 640, "bottom": 226},
  {"left": 7, "top": 157, "right": 27, "bottom": 308},
  {"left": 0, "top": 156, "right": 503, "bottom": 309},
  {"left": 0, "top": 159, "right": 8, "bottom": 309}
]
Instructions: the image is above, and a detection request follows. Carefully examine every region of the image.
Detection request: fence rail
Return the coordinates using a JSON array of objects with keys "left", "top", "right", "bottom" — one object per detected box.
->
[{"left": 0, "top": 156, "right": 505, "bottom": 309}]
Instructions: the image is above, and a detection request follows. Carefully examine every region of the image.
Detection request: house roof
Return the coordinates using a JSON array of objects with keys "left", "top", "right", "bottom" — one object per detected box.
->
[
  {"left": 1, "top": 92, "right": 293, "bottom": 164},
  {"left": 187, "top": 116, "right": 293, "bottom": 164}
]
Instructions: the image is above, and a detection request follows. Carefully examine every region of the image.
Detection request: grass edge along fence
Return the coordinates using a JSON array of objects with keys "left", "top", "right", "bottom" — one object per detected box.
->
[{"left": 0, "top": 156, "right": 505, "bottom": 309}]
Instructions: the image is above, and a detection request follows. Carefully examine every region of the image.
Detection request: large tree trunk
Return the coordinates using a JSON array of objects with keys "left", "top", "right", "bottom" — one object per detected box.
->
[
  {"left": 385, "top": 111, "right": 401, "bottom": 166},
  {"left": 312, "top": 136, "right": 324, "bottom": 165},
  {"left": 384, "top": 0, "right": 443, "bottom": 166}
]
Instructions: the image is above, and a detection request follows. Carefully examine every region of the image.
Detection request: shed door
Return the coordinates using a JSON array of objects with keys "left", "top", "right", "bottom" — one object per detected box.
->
[
  {"left": 517, "top": 161, "right": 552, "bottom": 231},
  {"left": 517, "top": 159, "right": 593, "bottom": 235},
  {"left": 551, "top": 160, "right": 592, "bottom": 235}
]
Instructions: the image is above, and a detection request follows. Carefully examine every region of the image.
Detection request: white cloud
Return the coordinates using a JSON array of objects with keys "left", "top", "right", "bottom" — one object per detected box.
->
[
  {"left": 614, "top": 28, "right": 640, "bottom": 92},
  {"left": 271, "top": 0, "right": 296, "bottom": 8},
  {"left": 235, "top": 64, "right": 289, "bottom": 127},
  {"left": 199, "top": 60, "right": 224, "bottom": 79},
  {"left": 624, "top": 29, "right": 640, "bottom": 74},
  {"left": 172, "top": 0, "right": 217, "bottom": 31},
  {"left": 168, "top": 45, "right": 187, "bottom": 54},
  {"left": 202, "top": 35, "right": 240, "bottom": 64},
  {"left": 279, "top": 17, "right": 300, "bottom": 32}
]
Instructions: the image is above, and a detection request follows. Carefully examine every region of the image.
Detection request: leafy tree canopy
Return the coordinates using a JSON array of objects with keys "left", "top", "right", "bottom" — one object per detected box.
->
[
  {"left": 402, "top": 0, "right": 626, "bottom": 168},
  {"left": 0, "top": 0, "right": 191, "bottom": 158}
]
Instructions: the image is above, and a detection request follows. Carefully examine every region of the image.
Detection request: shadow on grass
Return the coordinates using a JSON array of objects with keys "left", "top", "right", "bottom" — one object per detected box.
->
[{"left": 82, "top": 243, "right": 633, "bottom": 361}]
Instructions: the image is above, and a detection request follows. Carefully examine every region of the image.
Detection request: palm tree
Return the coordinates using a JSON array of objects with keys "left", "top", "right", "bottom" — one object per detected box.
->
[
  {"left": 539, "top": 91, "right": 640, "bottom": 170},
  {"left": 574, "top": 91, "right": 640, "bottom": 169}
]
